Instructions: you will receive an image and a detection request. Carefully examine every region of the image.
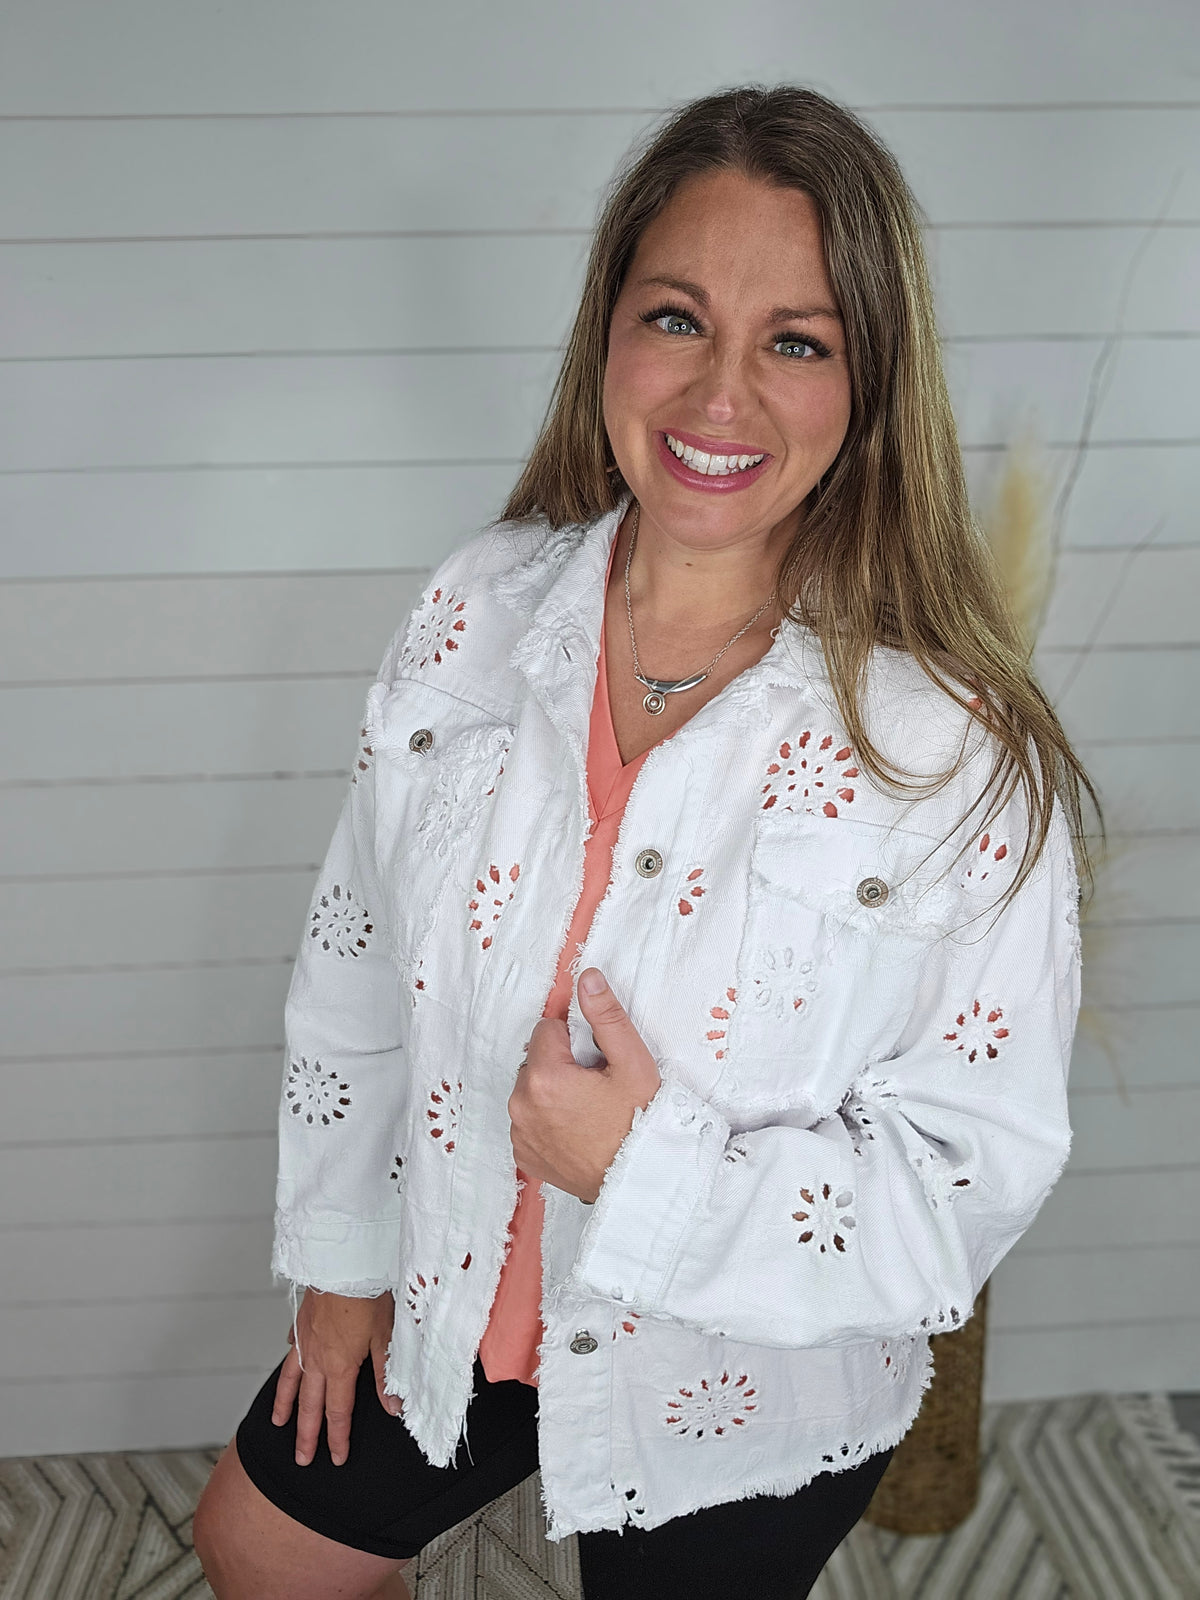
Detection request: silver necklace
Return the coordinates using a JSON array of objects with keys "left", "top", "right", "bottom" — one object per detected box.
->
[{"left": 623, "top": 502, "right": 778, "bottom": 716}]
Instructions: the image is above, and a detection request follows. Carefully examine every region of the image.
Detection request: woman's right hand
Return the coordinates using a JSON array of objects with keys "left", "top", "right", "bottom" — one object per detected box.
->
[{"left": 271, "top": 1288, "right": 402, "bottom": 1466}]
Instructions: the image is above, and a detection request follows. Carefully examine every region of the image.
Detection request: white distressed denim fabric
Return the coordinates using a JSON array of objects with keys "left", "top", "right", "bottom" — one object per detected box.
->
[{"left": 272, "top": 495, "right": 1080, "bottom": 1540}]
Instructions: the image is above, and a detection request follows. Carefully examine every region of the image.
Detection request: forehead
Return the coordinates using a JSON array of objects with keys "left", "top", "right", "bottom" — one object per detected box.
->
[{"left": 625, "top": 170, "right": 831, "bottom": 299}]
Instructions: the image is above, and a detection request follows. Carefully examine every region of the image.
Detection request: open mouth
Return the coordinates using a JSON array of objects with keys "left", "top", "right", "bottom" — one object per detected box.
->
[{"left": 663, "top": 432, "right": 767, "bottom": 477}]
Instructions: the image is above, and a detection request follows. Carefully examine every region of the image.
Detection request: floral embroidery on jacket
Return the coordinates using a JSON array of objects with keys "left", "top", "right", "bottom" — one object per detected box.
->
[
  {"left": 678, "top": 867, "right": 706, "bottom": 916},
  {"left": 943, "top": 997, "right": 1010, "bottom": 1062},
  {"left": 793, "top": 1183, "right": 857, "bottom": 1253},
  {"left": 401, "top": 586, "right": 467, "bottom": 670},
  {"left": 746, "top": 946, "right": 817, "bottom": 1021},
  {"left": 760, "top": 733, "right": 858, "bottom": 816},
  {"left": 416, "top": 724, "right": 512, "bottom": 862},
  {"left": 705, "top": 986, "right": 738, "bottom": 1059},
  {"left": 664, "top": 1371, "right": 758, "bottom": 1438},
  {"left": 350, "top": 727, "right": 374, "bottom": 785},
  {"left": 309, "top": 883, "right": 373, "bottom": 958},
  {"left": 426, "top": 1077, "right": 461, "bottom": 1152},
  {"left": 961, "top": 831, "right": 1009, "bottom": 887},
  {"left": 468, "top": 863, "right": 520, "bottom": 949},
  {"left": 404, "top": 1271, "right": 439, "bottom": 1326},
  {"left": 285, "top": 1057, "right": 351, "bottom": 1126}
]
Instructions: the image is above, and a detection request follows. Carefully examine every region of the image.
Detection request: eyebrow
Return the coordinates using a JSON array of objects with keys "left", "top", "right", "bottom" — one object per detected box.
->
[{"left": 635, "top": 274, "right": 841, "bottom": 323}]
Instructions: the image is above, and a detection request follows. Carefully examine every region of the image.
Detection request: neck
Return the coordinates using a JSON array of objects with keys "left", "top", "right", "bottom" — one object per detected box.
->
[{"left": 620, "top": 501, "right": 786, "bottom": 632}]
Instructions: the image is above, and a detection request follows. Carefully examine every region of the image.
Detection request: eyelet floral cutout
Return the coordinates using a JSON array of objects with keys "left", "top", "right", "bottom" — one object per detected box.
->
[
  {"left": 468, "top": 863, "right": 520, "bottom": 949},
  {"left": 388, "top": 1153, "right": 406, "bottom": 1191},
  {"left": 821, "top": 1438, "right": 868, "bottom": 1465},
  {"left": 285, "top": 1056, "right": 351, "bottom": 1126},
  {"left": 404, "top": 1271, "right": 439, "bottom": 1326},
  {"left": 793, "top": 1183, "right": 856, "bottom": 1253},
  {"left": 664, "top": 1371, "right": 758, "bottom": 1438},
  {"left": 402, "top": 586, "right": 467, "bottom": 671},
  {"left": 351, "top": 728, "right": 374, "bottom": 785},
  {"left": 761, "top": 732, "right": 858, "bottom": 816},
  {"left": 705, "top": 986, "right": 738, "bottom": 1059},
  {"left": 416, "top": 724, "right": 512, "bottom": 863},
  {"left": 678, "top": 867, "right": 706, "bottom": 916},
  {"left": 838, "top": 1072, "right": 898, "bottom": 1156},
  {"left": 880, "top": 1336, "right": 915, "bottom": 1383},
  {"left": 746, "top": 947, "right": 817, "bottom": 1022},
  {"left": 911, "top": 1150, "right": 973, "bottom": 1210},
  {"left": 426, "top": 1076, "right": 462, "bottom": 1152},
  {"left": 943, "top": 997, "right": 1010, "bottom": 1063},
  {"left": 617, "top": 1484, "right": 648, "bottom": 1525},
  {"left": 961, "top": 831, "right": 1009, "bottom": 887},
  {"left": 612, "top": 1312, "right": 642, "bottom": 1340},
  {"left": 309, "top": 883, "right": 373, "bottom": 958}
]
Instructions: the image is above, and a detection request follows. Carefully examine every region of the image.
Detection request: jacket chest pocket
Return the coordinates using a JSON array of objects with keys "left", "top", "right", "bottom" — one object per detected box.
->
[
  {"left": 721, "top": 813, "right": 961, "bottom": 1111},
  {"left": 365, "top": 680, "right": 515, "bottom": 977}
]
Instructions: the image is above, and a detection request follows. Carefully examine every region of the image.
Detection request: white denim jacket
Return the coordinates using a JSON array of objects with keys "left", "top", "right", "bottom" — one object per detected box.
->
[{"left": 272, "top": 496, "right": 1080, "bottom": 1540}]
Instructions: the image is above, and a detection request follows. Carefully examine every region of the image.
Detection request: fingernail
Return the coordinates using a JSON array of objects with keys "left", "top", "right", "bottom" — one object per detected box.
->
[
  {"left": 580, "top": 969, "right": 606, "bottom": 996},
  {"left": 386, "top": 1398, "right": 402, "bottom": 1416}
]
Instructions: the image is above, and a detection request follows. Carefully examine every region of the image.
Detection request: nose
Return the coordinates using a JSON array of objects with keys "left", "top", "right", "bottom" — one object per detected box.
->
[{"left": 687, "top": 336, "right": 752, "bottom": 429}]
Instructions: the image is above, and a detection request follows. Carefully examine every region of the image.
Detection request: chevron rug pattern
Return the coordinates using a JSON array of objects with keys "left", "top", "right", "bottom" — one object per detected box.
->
[{"left": 2, "top": 1392, "right": 1199, "bottom": 1599}]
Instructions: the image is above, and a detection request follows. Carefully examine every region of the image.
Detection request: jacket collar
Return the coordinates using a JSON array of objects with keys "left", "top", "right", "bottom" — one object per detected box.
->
[{"left": 489, "top": 495, "right": 828, "bottom": 773}]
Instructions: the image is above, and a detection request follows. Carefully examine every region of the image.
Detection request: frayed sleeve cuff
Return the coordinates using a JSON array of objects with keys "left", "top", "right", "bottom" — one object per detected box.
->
[{"left": 568, "top": 1079, "right": 729, "bottom": 1308}]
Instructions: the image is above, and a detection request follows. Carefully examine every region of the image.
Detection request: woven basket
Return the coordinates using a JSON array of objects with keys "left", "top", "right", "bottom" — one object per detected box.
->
[{"left": 862, "top": 1280, "right": 990, "bottom": 1535}]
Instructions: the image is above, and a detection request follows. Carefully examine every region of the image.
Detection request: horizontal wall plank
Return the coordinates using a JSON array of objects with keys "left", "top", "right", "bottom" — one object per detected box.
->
[
  {"left": 1041, "top": 648, "right": 1200, "bottom": 743},
  {"left": 1070, "top": 1007, "right": 1200, "bottom": 1094},
  {"left": 0, "top": 445, "right": 1191, "bottom": 583},
  {"left": 1064, "top": 1087, "right": 1200, "bottom": 1175},
  {"left": 0, "top": 1370, "right": 267, "bottom": 1456},
  {"left": 991, "top": 1241, "right": 1200, "bottom": 1333},
  {"left": 0, "top": 1292, "right": 286, "bottom": 1383},
  {"left": 0, "top": 1133, "right": 277, "bottom": 1227},
  {"left": 0, "top": 871, "right": 313, "bottom": 972},
  {"left": 1020, "top": 1166, "right": 1200, "bottom": 1252},
  {"left": 1, "top": 1052, "right": 283, "bottom": 1143},
  {"left": 1081, "top": 921, "right": 1200, "bottom": 1009},
  {"left": 1, "top": 338, "right": 1189, "bottom": 478},
  {"left": 1039, "top": 548, "right": 1200, "bottom": 650},
  {"left": 984, "top": 1318, "right": 1200, "bottom": 1403},
  {"left": 0, "top": 572, "right": 421, "bottom": 684},
  {"left": 0, "top": 464, "right": 507, "bottom": 581},
  {"left": 0, "top": 966, "right": 290, "bottom": 1061},
  {"left": 0, "top": 350, "right": 558, "bottom": 473},
  {"left": 0, "top": 776, "right": 344, "bottom": 878},
  {"left": 1081, "top": 741, "right": 1200, "bottom": 832},
  {"left": 931, "top": 226, "right": 1200, "bottom": 339},
  {"left": 3, "top": 109, "right": 1198, "bottom": 242},
  {"left": 4, "top": 228, "right": 1195, "bottom": 362},
  {"left": 0, "top": 2, "right": 1193, "bottom": 116},
  {"left": 1082, "top": 833, "right": 1200, "bottom": 923},
  {"left": 0, "top": 1218, "right": 277, "bottom": 1305},
  {"left": 0, "top": 677, "right": 366, "bottom": 783},
  {"left": 0, "top": 235, "right": 586, "bottom": 360},
  {"left": 1054, "top": 442, "right": 1200, "bottom": 551}
]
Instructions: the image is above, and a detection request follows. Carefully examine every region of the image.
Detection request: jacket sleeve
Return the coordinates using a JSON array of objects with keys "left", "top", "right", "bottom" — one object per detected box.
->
[
  {"left": 566, "top": 790, "right": 1081, "bottom": 1347},
  {"left": 271, "top": 636, "right": 410, "bottom": 1297}
]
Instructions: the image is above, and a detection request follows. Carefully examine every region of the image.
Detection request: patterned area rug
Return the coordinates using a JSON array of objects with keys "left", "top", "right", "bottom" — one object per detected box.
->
[{"left": 2, "top": 1393, "right": 1199, "bottom": 1599}]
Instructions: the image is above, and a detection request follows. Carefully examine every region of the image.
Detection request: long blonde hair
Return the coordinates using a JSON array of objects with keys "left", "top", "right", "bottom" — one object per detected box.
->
[{"left": 502, "top": 84, "right": 1101, "bottom": 907}]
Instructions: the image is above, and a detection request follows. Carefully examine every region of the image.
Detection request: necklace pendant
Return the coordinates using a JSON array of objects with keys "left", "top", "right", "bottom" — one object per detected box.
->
[{"left": 643, "top": 690, "right": 667, "bottom": 716}]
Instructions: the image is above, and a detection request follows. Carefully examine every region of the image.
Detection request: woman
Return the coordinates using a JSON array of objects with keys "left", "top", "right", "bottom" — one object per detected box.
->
[{"left": 195, "top": 84, "right": 1095, "bottom": 1599}]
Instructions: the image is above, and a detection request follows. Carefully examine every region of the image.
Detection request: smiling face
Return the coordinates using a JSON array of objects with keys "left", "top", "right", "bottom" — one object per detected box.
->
[{"left": 603, "top": 168, "right": 853, "bottom": 556}]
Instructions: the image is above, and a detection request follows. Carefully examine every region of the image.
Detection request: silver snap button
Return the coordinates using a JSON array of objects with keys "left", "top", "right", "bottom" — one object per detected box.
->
[
  {"left": 635, "top": 848, "right": 663, "bottom": 878},
  {"left": 569, "top": 1329, "right": 599, "bottom": 1355},
  {"left": 856, "top": 876, "right": 889, "bottom": 907},
  {"left": 408, "top": 727, "right": 434, "bottom": 754}
]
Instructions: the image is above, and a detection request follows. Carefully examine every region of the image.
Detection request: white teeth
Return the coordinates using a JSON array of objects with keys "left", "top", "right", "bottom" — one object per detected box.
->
[{"left": 664, "top": 434, "right": 765, "bottom": 475}]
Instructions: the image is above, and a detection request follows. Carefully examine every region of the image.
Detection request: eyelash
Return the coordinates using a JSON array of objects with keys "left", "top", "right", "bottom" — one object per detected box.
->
[{"left": 638, "top": 301, "right": 833, "bottom": 360}]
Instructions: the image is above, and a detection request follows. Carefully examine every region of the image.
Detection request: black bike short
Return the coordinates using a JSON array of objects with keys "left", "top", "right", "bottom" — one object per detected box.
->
[{"left": 235, "top": 1354, "right": 893, "bottom": 1599}]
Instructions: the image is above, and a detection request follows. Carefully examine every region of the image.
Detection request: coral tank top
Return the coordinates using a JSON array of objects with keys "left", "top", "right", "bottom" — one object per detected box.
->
[{"left": 477, "top": 537, "right": 667, "bottom": 1385}]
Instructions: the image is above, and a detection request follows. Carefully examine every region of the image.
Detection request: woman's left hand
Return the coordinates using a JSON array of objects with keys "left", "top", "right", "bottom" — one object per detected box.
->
[{"left": 508, "top": 968, "right": 663, "bottom": 1205}]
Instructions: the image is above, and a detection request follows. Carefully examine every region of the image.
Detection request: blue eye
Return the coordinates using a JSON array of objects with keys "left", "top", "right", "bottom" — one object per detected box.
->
[
  {"left": 775, "top": 335, "right": 822, "bottom": 359},
  {"left": 640, "top": 302, "right": 701, "bottom": 336}
]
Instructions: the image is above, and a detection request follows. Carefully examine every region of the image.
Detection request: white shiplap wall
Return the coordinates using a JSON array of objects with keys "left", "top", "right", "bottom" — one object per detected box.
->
[{"left": 1, "top": 0, "right": 1197, "bottom": 1454}]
